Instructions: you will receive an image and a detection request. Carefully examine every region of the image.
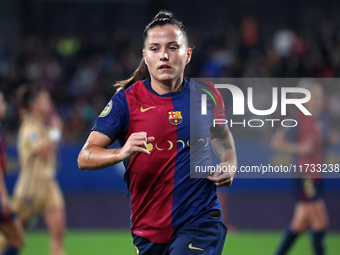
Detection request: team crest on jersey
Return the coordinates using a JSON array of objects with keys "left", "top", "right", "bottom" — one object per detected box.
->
[
  {"left": 168, "top": 111, "right": 183, "bottom": 125},
  {"left": 99, "top": 100, "right": 112, "bottom": 117},
  {"left": 29, "top": 132, "right": 38, "bottom": 142}
]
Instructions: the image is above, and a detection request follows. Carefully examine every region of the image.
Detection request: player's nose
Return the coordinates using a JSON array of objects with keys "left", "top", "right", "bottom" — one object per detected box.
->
[{"left": 160, "top": 49, "right": 169, "bottom": 61}]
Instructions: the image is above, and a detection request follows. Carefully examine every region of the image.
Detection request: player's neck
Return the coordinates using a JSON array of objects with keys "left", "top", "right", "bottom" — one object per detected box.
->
[
  {"left": 30, "top": 111, "right": 45, "bottom": 123},
  {"left": 150, "top": 76, "right": 183, "bottom": 95}
]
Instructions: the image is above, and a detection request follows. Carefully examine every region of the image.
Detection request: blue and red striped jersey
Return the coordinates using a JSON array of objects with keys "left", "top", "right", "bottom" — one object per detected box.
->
[
  {"left": 92, "top": 78, "right": 225, "bottom": 243},
  {"left": 286, "top": 112, "right": 329, "bottom": 178}
]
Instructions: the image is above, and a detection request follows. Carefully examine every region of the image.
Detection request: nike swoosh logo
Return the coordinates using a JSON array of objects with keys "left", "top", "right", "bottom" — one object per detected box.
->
[
  {"left": 140, "top": 106, "right": 156, "bottom": 112},
  {"left": 188, "top": 243, "right": 204, "bottom": 251}
]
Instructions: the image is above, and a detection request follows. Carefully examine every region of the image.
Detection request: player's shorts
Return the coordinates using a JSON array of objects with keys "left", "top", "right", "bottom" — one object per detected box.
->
[
  {"left": 12, "top": 181, "right": 64, "bottom": 223},
  {"left": 293, "top": 178, "right": 323, "bottom": 202},
  {"left": 133, "top": 210, "right": 228, "bottom": 255},
  {"left": 0, "top": 199, "right": 16, "bottom": 225}
]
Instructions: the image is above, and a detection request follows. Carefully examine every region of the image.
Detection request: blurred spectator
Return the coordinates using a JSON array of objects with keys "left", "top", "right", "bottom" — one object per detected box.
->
[{"left": 0, "top": 18, "right": 339, "bottom": 143}]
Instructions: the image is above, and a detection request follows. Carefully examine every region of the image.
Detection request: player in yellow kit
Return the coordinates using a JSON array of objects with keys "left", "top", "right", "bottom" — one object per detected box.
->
[{"left": 12, "top": 86, "right": 66, "bottom": 255}]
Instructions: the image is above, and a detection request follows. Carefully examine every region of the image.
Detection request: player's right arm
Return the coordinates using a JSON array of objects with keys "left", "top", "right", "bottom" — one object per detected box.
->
[
  {"left": 77, "top": 131, "right": 154, "bottom": 170},
  {"left": 78, "top": 90, "right": 154, "bottom": 170}
]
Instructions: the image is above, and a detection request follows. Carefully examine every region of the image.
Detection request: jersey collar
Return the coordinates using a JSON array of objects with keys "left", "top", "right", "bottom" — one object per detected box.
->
[{"left": 143, "top": 77, "right": 189, "bottom": 97}]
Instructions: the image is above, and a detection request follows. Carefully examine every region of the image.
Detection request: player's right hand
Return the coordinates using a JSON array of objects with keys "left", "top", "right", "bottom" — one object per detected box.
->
[{"left": 120, "top": 132, "right": 155, "bottom": 161}]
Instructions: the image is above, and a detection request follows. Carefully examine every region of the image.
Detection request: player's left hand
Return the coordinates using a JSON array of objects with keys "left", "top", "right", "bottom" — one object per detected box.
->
[{"left": 207, "top": 161, "right": 236, "bottom": 187}]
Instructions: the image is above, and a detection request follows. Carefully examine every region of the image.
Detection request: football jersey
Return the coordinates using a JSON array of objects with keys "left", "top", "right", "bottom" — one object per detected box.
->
[
  {"left": 286, "top": 112, "right": 327, "bottom": 177},
  {"left": 93, "top": 77, "right": 226, "bottom": 243},
  {"left": 15, "top": 115, "right": 57, "bottom": 200}
]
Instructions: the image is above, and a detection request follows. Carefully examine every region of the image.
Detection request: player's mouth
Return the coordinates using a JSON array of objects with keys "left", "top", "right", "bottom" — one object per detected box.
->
[{"left": 158, "top": 64, "right": 171, "bottom": 70}]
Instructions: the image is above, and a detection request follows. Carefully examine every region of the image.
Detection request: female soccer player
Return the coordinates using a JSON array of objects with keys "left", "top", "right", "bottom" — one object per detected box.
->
[
  {"left": 271, "top": 80, "right": 334, "bottom": 255},
  {"left": 0, "top": 91, "right": 24, "bottom": 255},
  {"left": 78, "top": 10, "right": 237, "bottom": 255},
  {"left": 12, "top": 87, "right": 66, "bottom": 255}
]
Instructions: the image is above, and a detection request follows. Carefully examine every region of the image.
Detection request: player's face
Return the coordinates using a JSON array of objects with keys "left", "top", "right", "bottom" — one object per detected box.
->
[
  {"left": 0, "top": 92, "right": 7, "bottom": 120},
  {"left": 307, "top": 85, "right": 324, "bottom": 116},
  {"left": 143, "top": 25, "right": 192, "bottom": 87},
  {"left": 31, "top": 91, "right": 52, "bottom": 118}
]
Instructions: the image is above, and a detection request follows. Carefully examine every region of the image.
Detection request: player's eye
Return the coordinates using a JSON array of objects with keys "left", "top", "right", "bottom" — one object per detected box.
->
[
  {"left": 169, "top": 46, "right": 178, "bottom": 51},
  {"left": 150, "top": 47, "right": 158, "bottom": 51}
]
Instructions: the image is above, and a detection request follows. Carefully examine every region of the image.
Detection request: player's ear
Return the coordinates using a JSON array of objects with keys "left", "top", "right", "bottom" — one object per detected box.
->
[
  {"left": 142, "top": 49, "right": 148, "bottom": 66},
  {"left": 186, "top": 47, "right": 192, "bottom": 64}
]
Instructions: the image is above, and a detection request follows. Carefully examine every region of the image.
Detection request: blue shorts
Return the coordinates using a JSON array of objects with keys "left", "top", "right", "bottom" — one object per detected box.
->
[
  {"left": 133, "top": 212, "right": 228, "bottom": 255},
  {"left": 293, "top": 178, "right": 323, "bottom": 202}
]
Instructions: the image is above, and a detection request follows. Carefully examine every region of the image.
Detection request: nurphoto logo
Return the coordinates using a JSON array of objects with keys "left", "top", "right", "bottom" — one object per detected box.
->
[{"left": 200, "top": 82, "right": 311, "bottom": 128}]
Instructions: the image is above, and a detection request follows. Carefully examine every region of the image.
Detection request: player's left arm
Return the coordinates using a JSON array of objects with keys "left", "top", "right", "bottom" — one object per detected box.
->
[{"left": 208, "top": 124, "right": 237, "bottom": 187}]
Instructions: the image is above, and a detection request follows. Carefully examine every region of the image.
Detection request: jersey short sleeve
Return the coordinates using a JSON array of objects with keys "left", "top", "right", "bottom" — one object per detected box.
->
[
  {"left": 213, "top": 87, "right": 226, "bottom": 120},
  {"left": 205, "top": 82, "right": 226, "bottom": 135},
  {"left": 92, "top": 90, "right": 129, "bottom": 142}
]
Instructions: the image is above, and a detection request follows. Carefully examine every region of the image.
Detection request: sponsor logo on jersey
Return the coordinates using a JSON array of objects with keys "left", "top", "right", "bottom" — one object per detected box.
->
[{"left": 146, "top": 138, "right": 209, "bottom": 152}]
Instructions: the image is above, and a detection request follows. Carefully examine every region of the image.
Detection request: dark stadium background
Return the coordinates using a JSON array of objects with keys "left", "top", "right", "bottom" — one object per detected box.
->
[{"left": 1, "top": 0, "right": 340, "bottom": 233}]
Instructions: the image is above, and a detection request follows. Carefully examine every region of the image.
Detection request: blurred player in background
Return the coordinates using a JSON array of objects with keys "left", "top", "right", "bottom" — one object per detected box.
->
[
  {"left": 271, "top": 80, "right": 338, "bottom": 255},
  {"left": 9, "top": 87, "right": 66, "bottom": 255},
  {"left": 78, "top": 10, "right": 237, "bottom": 255},
  {"left": 0, "top": 91, "right": 24, "bottom": 255}
]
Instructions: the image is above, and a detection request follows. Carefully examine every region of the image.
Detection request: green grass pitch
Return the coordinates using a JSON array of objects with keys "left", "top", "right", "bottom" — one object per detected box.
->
[{"left": 21, "top": 230, "right": 340, "bottom": 254}]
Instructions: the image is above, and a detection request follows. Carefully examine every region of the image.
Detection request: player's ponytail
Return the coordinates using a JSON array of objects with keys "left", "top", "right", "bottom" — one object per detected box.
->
[
  {"left": 114, "top": 58, "right": 149, "bottom": 90},
  {"left": 114, "top": 10, "right": 188, "bottom": 91}
]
